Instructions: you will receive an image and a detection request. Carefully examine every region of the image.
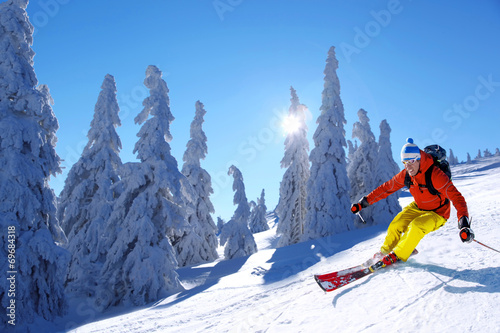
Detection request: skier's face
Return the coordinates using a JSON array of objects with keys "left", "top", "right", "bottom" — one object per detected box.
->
[{"left": 404, "top": 159, "right": 420, "bottom": 176}]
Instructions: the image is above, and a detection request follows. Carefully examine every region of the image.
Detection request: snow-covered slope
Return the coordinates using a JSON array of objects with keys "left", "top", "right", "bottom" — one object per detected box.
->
[{"left": 40, "top": 157, "right": 500, "bottom": 333}]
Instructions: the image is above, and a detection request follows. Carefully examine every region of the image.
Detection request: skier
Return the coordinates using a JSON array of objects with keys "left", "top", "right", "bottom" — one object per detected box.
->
[{"left": 351, "top": 138, "right": 474, "bottom": 267}]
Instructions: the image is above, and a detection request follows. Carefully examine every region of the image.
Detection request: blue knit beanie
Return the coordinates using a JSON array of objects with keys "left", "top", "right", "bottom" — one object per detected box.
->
[{"left": 401, "top": 138, "right": 421, "bottom": 161}]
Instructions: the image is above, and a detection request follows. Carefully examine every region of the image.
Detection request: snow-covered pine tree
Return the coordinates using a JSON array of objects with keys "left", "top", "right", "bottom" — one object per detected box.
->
[
  {"left": 249, "top": 189, "right": 269, "bottom": 233},
  {"left": 475, "top": 149, "right": 482, "bottom": 159},
  {"left": 98, "top": 66, "right": 184, "bottom": 308},
  {"left": 58, "top": 74, "right": 123, "bottom": 296},
  {"left": 0, "top": 0, "right": 69, "bottom": 326},
  {"left": 484, "top": 148, "right": 492, "bottom": 157},
  {"left": 347, "top": 139, "right": 358, "bottom": 166},
  {"left": 220, "top": 166, "right": 257, "bottom": 259},
  {"left": 38, "top": 85, "right": 67, "bottom": 245},
  {"left": 495, "top": 148, "right": 500, "bottom": 157},
  {"left": 248, "top": 200, "right": 257, "bottom": 234},
  {"left": 371, "top": 120, "right": 401, "bottom": 224},
  {"left": 217, "top": 216, "right": 225, "bottom": 236},
  {"left": 448, "top": 149, "right": 457, "bottom": 166},
  {"left": 467, "top": 153, "right": 472, "bottom": 164},
  {"left": 249, "top": 200, "right": 257, "bottom": 220},
  {"left": 348, "top": 109, "right": 379, "bottom": 225},
  {"left": 276, "top": 87, "right": 310, "bottom": 246},
  {"left": 304, "top": 46, "right": 353, "bottom": 238},
  {"left": 181, "top": 100, "right": 218, "bottom": 265}
]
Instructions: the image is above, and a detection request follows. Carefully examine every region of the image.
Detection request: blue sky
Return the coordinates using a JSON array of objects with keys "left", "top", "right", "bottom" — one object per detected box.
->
[{"left": 22, "top": 0, "right": 500, "bottom": 220}]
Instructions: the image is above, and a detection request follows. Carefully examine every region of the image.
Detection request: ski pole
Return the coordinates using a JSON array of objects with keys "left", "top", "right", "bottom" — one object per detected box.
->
[
  {"left": 357, "top": 212, "right": 367, "bottom": 224},
  {"left": 473, "top": 239, "right": 500, "bottom": 253}
]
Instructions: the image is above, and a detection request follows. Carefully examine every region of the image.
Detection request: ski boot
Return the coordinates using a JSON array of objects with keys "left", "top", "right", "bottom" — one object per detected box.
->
[{"left": 369, "top": 252, "right": 399, "bottom": 272}]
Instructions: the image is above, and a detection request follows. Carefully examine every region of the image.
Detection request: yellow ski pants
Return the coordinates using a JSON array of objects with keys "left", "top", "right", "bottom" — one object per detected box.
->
[{"left": 381, "top": 202, "right": 447, "bottom": 261}]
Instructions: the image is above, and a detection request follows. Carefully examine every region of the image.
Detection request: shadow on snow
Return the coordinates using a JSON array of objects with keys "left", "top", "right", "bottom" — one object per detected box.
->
[
  {"left": 411, "top": 262, "right": 500, "bottom": 294},
  {"left": 153, "top": 255, "right": 250, "bottom": 310},
  {"left": 329, "top": 261, "right": 500, "bottom": 308},
  {"left": 261, "top": 223, "right": 389, "bottom": 285}
]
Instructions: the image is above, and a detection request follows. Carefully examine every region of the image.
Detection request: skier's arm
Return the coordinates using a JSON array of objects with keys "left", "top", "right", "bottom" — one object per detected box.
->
[
  {"left": 432, "top": 168, "right": 472, "bottom": 243},
  {"left": 444, "top": 182, "right": 469, "bottom": 220},
  {"left": 432, "top": 168, "right": 469, "bottom": 221},
  {"left": 366, "top": 170, "right": 406, "bottom": 205}
]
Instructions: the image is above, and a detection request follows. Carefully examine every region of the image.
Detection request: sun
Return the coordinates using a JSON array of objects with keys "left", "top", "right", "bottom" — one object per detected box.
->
[{"left": 282, "top": 115, "right": 301, "bottom": 134}]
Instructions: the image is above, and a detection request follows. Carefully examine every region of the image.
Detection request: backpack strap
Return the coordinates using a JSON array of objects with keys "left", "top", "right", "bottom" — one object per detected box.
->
[
  {"left": 425, "top": 165, "right": 438, "bottom": 195},
  {"left": 424, "top": 164, "right": 450, "bottom": 210}
]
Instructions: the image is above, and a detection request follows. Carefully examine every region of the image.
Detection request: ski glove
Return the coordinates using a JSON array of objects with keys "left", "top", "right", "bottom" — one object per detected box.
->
[
  {"left": 458, "top": 216, "right": 470, "bottom": 229},
  {"left": 351, "top": 196, "right": 369, "bottom": 214},
  {"left": 460, "top": 227, "right": 474, "bottom": 243}
]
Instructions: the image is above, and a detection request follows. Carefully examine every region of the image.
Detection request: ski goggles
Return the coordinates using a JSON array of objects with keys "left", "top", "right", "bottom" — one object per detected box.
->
[{"left": 402, "top": 158, "right": 420, "bottom": 165}]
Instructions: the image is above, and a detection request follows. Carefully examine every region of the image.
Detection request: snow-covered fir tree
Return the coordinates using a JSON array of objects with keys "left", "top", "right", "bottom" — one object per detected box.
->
[
  {"left": 181, "top": 100, "right": 218, "bottom": 265},
  {"left": 220, "top": 166, "right": 257, "bottom": 259},
  {"left": 304, "top": 47, "right": 353, "bottom": 238},
  {"left": 248, "top": 200, "right": 257, "bottom": 234},
  {"left": 495, "top": 148, "right": 500, "bottom": 157},
  {"left": 475, "top": 149, "right": 482, "bottom": 159},
  {"left": 371, "top": 120, "right": 401, "bottom": 224},
  {"left": 347, "top": 139, "right": 358, "bottom": 166},
  {"left": 467, "top": 152, "right": 472, "bottom": 164},
  {"left": 217, "top": 216, "right": 225, "bottom": 236},
  {"left": 448, "top": 149, "right": 457, "bottom": 166},
  {"left": 98, "top": 66, "right": 184, "bottom": 308},
  {"left": 276, "top": 87, "right": 310, "bottom": 246},
  {"left": 484, "top": 148, "right": 492, "bottom": 157},
  {"left": 0, "top": 0, "right": 69, "bottom": 326},
  {"left": 249, "top": 189, "right": 269, "bottom": 233},
  {"left": 58, "top": 74, "right": 123, "bottom": 296},
  {"left": 348, "top": 109, "right": 379, "bottom": 225}
]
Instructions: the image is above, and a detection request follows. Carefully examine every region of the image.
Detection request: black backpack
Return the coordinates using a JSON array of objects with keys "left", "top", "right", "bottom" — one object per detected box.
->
[{"left": 404, "top": 145, "right": 452, "bottom": 198}]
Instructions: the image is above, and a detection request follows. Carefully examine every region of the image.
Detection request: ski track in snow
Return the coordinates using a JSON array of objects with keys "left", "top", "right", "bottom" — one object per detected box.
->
[{"left": 35, "top": 157, "right": 500, "bottom": 333}]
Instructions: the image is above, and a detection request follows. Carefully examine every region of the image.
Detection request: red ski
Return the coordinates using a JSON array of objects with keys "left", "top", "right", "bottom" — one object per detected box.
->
[
  {"left": 315, "top": 250, "right": 418, "bottom": 292},
  {"left": 314, "top": 264, "right": 375, "bottom": 292}
]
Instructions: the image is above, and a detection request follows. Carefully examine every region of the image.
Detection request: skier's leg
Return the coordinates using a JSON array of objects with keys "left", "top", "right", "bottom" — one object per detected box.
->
[
  {"left": 380, "top": 202, "right": 422, "bottom": 254},
  {"left": 393, "top": 211, "right": 447, "bottom": 261}
]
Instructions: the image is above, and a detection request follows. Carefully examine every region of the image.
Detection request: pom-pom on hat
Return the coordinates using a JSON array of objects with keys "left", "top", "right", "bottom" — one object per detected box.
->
[{"left": 401, "top": 138, "right": 421, "bottom": 161}]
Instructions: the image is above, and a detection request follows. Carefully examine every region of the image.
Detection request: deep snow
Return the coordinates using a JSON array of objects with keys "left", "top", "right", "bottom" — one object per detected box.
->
[{"left": 37, "top": 156, "right": 500, "bottom": 333}]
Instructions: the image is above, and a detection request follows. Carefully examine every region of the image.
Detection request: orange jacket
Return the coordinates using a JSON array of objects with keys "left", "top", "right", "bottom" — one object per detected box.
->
[{"left": 366, "top": 150, "right": 468, "bottom": 221}]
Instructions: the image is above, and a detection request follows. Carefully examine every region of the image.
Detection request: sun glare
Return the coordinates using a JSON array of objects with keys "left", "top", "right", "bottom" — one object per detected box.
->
[{"left": 282, "top": 115, "right": 301, "bottom": 134}]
